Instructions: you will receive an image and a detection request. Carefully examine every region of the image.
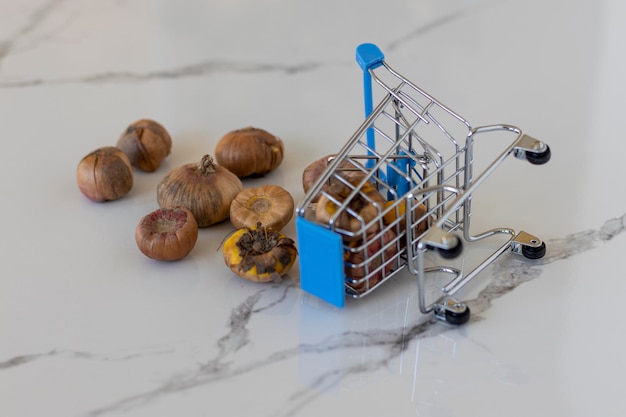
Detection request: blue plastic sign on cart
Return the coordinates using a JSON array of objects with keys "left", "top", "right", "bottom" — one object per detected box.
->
[{"left": 296, "top": 216, "right": 345, "bottom": 308}]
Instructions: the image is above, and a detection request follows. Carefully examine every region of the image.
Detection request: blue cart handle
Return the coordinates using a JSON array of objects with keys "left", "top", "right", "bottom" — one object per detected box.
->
[
  {"left": 356, "top": 43, "right": 385, "bottom": 72},
  {"left": 356, "top": 43, "right": 385, "bottom": 170},
  {"left": 356, "top": 43, "right": 385, "bottom": 120}
]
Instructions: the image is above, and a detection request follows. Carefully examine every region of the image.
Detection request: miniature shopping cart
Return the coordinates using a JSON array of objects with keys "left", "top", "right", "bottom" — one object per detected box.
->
[{"left": 295, "top": 43, "right": 551, "bottom": 325}]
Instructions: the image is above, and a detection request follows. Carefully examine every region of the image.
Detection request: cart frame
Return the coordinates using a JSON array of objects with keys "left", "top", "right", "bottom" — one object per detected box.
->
[{"left": 295, "top": 44, "right": 551, "bottom": 324}]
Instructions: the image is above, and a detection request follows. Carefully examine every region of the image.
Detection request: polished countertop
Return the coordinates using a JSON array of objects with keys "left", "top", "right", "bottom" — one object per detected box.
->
[{"left": 2, "top": 0, "right": 626, "bottom": 416}]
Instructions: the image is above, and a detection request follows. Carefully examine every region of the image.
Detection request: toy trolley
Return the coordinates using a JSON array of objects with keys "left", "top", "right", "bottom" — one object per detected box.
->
[{"left": 295, "top": 43, "right": 551, "bottom": 325}]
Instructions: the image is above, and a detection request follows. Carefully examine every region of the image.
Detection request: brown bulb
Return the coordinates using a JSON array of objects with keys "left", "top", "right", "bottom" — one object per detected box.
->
[
  {"left": 157, "top": 154, "right": 243, "bottom": 227},
  {"left": 302, "top": 155, "right": 367, "bottom": 202},
  {"left": 222, "top": 222, "right": 298, "bottom": 283},
  {"left": 76, "top": 146, "right": 133, "bottom": 202},
  {"left": 135, "top": 206, "right": 198, "bottom": 261},
  {"left": 230, "top": 185, "right": 294, "bottom": 230},
  {"left": 215, "top": 127, "right": 284, "bottom": 178},
  {"left": 117, "top": 119, "right": 172, "bottom": 172}
]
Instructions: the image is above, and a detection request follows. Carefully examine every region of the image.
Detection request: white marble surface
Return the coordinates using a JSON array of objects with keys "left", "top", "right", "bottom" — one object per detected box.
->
[{"left": 2, "top": 0, "right": 626, "bottom": 416}]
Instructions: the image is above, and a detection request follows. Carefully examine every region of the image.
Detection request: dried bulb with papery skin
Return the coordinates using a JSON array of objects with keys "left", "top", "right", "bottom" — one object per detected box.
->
[
  {"left": 135, "top": 206, "right": 198, "bottom": 261},
  {"left": 117, "top": 119, "right": 172, "bottom": 172},
  {"left": 76, "top": 146, "right": 133, "bottom": 202},
  {"left": 230, "top": 185, "right": 294, "bottom": 231},
  {"left": 222, "top": 222, "right": 298, "bottom": 283},
  {"left": 345, "top": 228, "right": 398, "bottom": 293},
  {"left": 215, "top": 127, "right": 284, "bottom": 177},
  {"left": 383, "top": 200, "right": 431, "bottom": 239},
  {"left": 314, "top": 179, "right": 385, "bottom": 240},
  {"left": 302, "top": 154, "right": 367, "bottom": 201},
  {"left": 157, "top": 154, "right": 243, "bottom": 227}
]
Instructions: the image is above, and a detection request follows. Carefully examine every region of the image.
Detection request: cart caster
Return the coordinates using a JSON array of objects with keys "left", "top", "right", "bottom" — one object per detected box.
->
[
  {"left": 522, "top": 241, "right": 546, "bottom": 259},
  {"left": 435, "top": 297, "right": 470, "bottom": 325},
  {"left": 512, "top": 231, "right": 546, "bottom": 259},
  {"left": 437, "top": 238, "right": 463, "bottom": 259},
  {"left": 425, "top": 231, "right": 463, "bottom": 259},
  {"left": 445, "top": 306, "right": 471, "bottom": 325},
  {"left": 525, "top": 145, "right": 551, "bottom": 165}
]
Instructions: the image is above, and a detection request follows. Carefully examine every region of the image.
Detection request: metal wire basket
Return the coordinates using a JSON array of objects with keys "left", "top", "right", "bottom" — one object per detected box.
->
[{"left": 295, "top": 43, "right": 551, "bottom": 324}]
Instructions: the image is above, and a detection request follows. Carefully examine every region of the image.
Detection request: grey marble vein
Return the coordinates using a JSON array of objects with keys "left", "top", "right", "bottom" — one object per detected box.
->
[
  {"left": 85, "top": 213, "right": 625, "bottom": 417},
  {"left": 84, "top": 284, "right": 297, "bottom": 417},
  {"left": 0, "top": 347, "right": 174, "bottom": 370},
  {"left": 269, "top": 215, "right": 626, "bottom": 416},
  {"left": 385, "top": 0, "right": 506, "bottom": 52},
  {"left": 0, "top": 0, "right": 68, "bottom": 65},
  {"left": 0, "top": 1, "right": 502, "bottom": 89},
  {"left": 0, "top": 60, "right": 331, "bottom": 88},
  {"left": 215, "top": 291, "right": 262, "bottom": 358},
  {"left": 467, "top": 213, "right": 626, "bottom": 316},
  {"left": 0, "top": 351, "right": 57, "bottom": 369},
  {"left": 2, "top": 213, "right": 624, "bottom": 417},
  {"left": 386, "top": 10, "right": 472, "bottom": 53}
]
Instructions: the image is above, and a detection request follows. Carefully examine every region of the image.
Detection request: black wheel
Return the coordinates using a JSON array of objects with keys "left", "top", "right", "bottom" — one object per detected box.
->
[
  {"left": 437, "top": 238, "right": 463, "bottom": 259},
  {"left": 445, "top": 306, "right": 470, "bottom": 325},
  {"left": 526, "top": 145, "right": 551, "bottom": 165},
  {"left": 522, "top": 241, "right": 546, "bottom": 259}
]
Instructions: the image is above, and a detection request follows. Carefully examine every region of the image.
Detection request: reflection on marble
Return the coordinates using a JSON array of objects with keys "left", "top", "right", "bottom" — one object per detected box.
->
[
  {"left": 467, "top": 213, "right": 626, "bottom": 315},
  {"left": 2, "top": 213, "right": 623, "bottom": 416}
]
